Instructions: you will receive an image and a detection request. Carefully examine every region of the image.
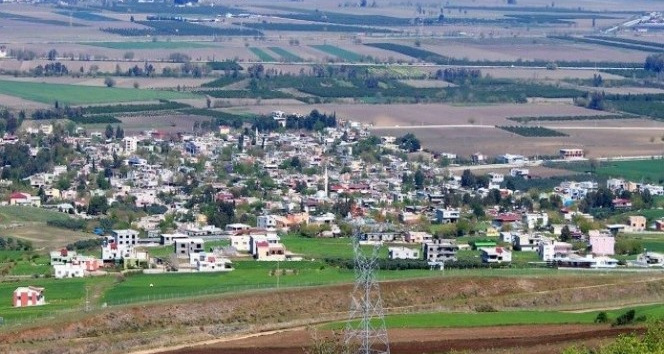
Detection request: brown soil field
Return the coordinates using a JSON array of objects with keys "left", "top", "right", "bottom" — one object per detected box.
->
[
  {"left": 418, "top": 39, "right": 649, "bottom": 63},
  {"left": 2, "top": 274, "right": 663, "bottom": 354},
  {"left": 165, "top": 325, "right": 643, "bottom": 354},
  {"left": 238, "top": 102, "right": 612, "bottom": 127},
  {"left": 0, "top": 93, "right": 49, "bottom": 110},
  {"left": 117, "top": 114, "right": 212, "bottom": 135},
  {"left": 480, "top": 68, "right": 625, "bottom": 80},
  {"left": 3, "top": 224, "right": 95, "bottom": 251},
  {"left": 371, "top": 125, "right": 664, "bottom": 158}
]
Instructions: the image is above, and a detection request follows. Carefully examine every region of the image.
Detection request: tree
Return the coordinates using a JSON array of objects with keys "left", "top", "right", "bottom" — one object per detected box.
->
[
  {"left": 560, "top": 225, "right": 572, "bottom": 242},
  {"left": 47, "top": 49, "right": 58, "bottom": 61},
  {"left": 123, "top": 51, "right": 135, "bottom": 60},
  {"left": 414, "top": 169, "right": 425, "bottom": 190},
  {"left": 115, "top": 126, "right": 124, "bottom": 139},
  {"left": 104, "top": 77, "right": 116, "bottom": 88},
  {"left": 396, "top": 133, "right": 421, "bottom": 152},
  {"left": 88, "top": 196, "right": 109, "bottom": 216},
  {"left": 105, "top": 124, "right": 114, "bottom": 140},
  {"left": 238, "top": 134, "right": 244, "bottom": 152},
  {"left": 460, "top": 169, "right": 476, "bottom": 188}
]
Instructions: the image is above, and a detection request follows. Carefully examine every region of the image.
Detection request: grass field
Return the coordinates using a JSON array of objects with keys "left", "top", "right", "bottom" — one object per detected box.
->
[
  {"left": 249, "top": 47, "right": 276, "bottom": 62},
  {"left": 557, "top": 159, "right": 664, "bottom": 183},
  {"left": 268, "top": 47, "right": 302, "bottom": 62},
  {"left": 0, "top": 80, "right": 196, "bottom": 105},
  {"left": 310, "top": 45, "right": 364, "bottom": 62},
  {"left": 330, "top": 303, "right": 664, "bottom": 329},
  {"left": 55, "top": 11, "right": 118, "bottom": 22},
  {"left": 82, "top": 41, "right": 213, "bottom": 50},
  {"left": 0, "top": 206, "right": 70, "bottom": 225}
]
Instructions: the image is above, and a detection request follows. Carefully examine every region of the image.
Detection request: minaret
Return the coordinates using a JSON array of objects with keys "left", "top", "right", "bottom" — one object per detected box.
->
[{"left": 324, "top": 164, "right": 329, "bottom": 197}]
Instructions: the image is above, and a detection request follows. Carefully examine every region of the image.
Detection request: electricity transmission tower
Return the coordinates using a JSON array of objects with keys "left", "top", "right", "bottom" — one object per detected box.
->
[{"left": 344, "top": 234, "right": 390, "bottom": 354}]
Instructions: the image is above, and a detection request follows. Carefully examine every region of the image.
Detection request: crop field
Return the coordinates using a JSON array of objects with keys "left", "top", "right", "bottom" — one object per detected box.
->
[
  {"left": 557, "top": 159, "right": 664, "bottom": 183},
  {"left": 280, "top": 234, "right": 412, "bottom": 259},
  {"left": 82, "top": 41, "right": 213, "bottom": 50},
  {"left": 55, "top": 11, "right": 118, "bottom": 22},
  {"left": 0, "top": 80, "right": 196, "bottom": 105},
  {"left": 249, "top": 47, "right": 276, "bottom": 62},
  {"left": 0, "top": 206, "right": 70, "bottom": 225},
  {"left": 310, "top": 45, "right": 364, "bottom": 62},
  {"left": 331, "top": 303, "right": 664, "bottom": 330},
  {"left": 267, "top": 47, "right": 302, "bottom": 62}
]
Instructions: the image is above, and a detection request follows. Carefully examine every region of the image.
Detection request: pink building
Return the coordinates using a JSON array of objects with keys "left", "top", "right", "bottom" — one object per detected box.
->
[
  {"left": 13, "top": 286, "right": 45, "bottom": 307},
  {"left": 590, "top": 235, "right": 615, "bottom": 256}
]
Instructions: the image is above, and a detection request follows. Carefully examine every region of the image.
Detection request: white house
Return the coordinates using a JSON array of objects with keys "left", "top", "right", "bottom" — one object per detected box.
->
[
  {"left": 174, "top": 237, "right": 205, "bottom": 258},
  {"left": 480, "top": 247, "right": 512, "bottom": 264},
  {"left": 257, "top": 215, "right": 278, "bottom": 230},
  {"left": 111, "top": 229, "right": 140, "bottom": 246},
  {"left": 53, "top": 263, "right": 85, "bottom": 278},
  {"left": 523, "top": 213, "right": 549, "bottom": 230},
  {"left": 230, "top": 234, "right": 251, "bottom": 252},
  {"left": 189, "top": 252, "right": 233, "bottom": 272},
  {"left": 388, "top": 246, "right": 420, "bottom": 260},
  {"left": 160, "top": 233, "right": 189, "bottom": 246},
  {"left": 539, "top": 241, "right": 573, "bottom": 261}
]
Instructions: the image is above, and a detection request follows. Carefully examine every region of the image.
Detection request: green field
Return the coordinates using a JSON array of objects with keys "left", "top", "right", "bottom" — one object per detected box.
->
[
  {"left": 82, "top": 41, "right": 213, "bottom": 50},
  {"left": 557, "top": 159, "right": 664, "bottom": 183},
  {"left": 0, "top": 80, "right": 196, "bottom": 105},
  {"left": 249, "top": 47, "right": 276, "bottom": 62},
  {"left": 268, "top": 47, "right": 302, "bottom": 62},
  {"left": 330, "top": 303, "right": 664, "bottom": 329},
  {"left": 310, "top": 45, "right": 364, "bottom": 62},
  {"left": 0, "top": 206, "right": 70, "bottom": 225},
  {"left": 56, "top": 11, "right": 118, "bottom": 22}
]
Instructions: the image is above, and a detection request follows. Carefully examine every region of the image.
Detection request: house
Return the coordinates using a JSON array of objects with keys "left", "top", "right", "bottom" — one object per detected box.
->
[
  {"left": 53, "top": 263, "right": 84, "bottom": 278},
  {"left": 589, "top": 233, "right": 615, "bottom": 256},
  {"left": 257, "top": 215, "right": 278, "bottom": 230},
  {"left": 361, "top": 231, "right": 400, "bottom": 244},
  {"left": 230, "top": 234, "right": 251, "bottom": 252},
  {"left": 174, "top": 237, "right": 205, "bottom": 258},
  {"left": 493, "top": 213, "right": 520, "bottom": 228},
  {"left": 388, "top": 246, "right": 420, "bottom": 260},
  {"left": 480, "top": 247, "right": 512, "bottom": 264},
  {"left": 13, "top": 286, "right": 45, "bottom": 307},
  {"left": 559, "top": 148, "right": 584, "bottom": 160},
  {"left": 404, "top": 231, "right": 433, "bottom": 244},
  {"left": 225, "top": 223, "right": 251, "bottom": 233},
  {"left": 554, "top": 254, "right": 618, "bottom": 269},
  {"left": 539, "top": 241, "right": 573, "bottom": 261},
  {"left": 436, "top": 208, "right": 460, "bottom": 224},
  {"left": 254, "top": 241, "right": 286, "bottom": 261},
  {"left": 160, "top": 233, "right": 189, "bottom": 246},
  {"left": 633, "top": 251, "right": 664, "bottom": 267},
  {"left": 249, "top": 233, "right": 281, "bottom": 255},
  {"left": 189, "top": 252, "right": 233, "bottom": 272},
  {"left": 628, "top": 215, "right": 646, "bottom": 232},
  {"left": 9, "top": 192, "right": 41, "bottom": 207},
  {"left": 512, "top": 234, "right": 541, "bottom": 252},
  {"left": 522, "top": 213, "right": 548, "bottom": 230},
  {"left": 423, "top": 239, "right": 459, "bottom": 262},
  {"left": 612, "top": 198, "right": 632, "bottom": 210},
  {"left": 656, "top": 219, "right": 664, "bottom": 231},
  {"left": 497, "top": 154, "right": 525, "bottom": 165},
  {"left": 111, "top": 229, "right": 140, "bottom": 246}
]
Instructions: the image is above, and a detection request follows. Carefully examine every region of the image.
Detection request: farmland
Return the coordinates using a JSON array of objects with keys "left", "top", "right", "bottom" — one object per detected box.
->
[
  {"left": 554, "top": 159, "right": 664, "bottom": 183},
  {"left": 248, "top": 47, "right": 276, "bottom": 62},
  {"left": 0, "top": 80, "right": 196, "bottom": 105},
  {"left": 82, "top": 41, "right": 213, "bottom": 50},
  {"left": 310, "top": 45, "right": 365, "bottom": 62},
  {"left": 267, "top": 47, "right": 302, "bottom": 62}
]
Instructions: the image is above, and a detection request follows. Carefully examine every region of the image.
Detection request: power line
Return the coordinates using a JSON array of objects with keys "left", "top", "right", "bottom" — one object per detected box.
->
[{"left": 344, "top": 232, "right": 390, "bottom": 354}]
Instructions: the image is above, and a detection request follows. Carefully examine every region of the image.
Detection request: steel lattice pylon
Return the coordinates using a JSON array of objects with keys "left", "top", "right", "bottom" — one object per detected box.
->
[{"left": 344, "top": 235, "right": 390, "bottom": 354}]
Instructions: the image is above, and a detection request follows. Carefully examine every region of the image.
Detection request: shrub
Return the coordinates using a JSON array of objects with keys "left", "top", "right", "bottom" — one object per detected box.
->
[
  {"left": 612, "top": 309, "right": 636, "bottom": 326},
  {"left": 595, "top": 311, "right": 610, "bottom": 323}
]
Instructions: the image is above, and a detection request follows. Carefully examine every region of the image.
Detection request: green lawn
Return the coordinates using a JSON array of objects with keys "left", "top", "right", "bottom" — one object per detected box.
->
[
  {"left": 310, "top": 45, "right": 364, "bottom": 62},
  {"left": 559, "top": 159, "right": 664, "bottom": 183},
  {"left": 0, "top": 276, "right": 113, "bottom": 323},
  {"left": 268, "top": 47, "right": 303, "bottom": 62},
  {"left": 81, "top": 41, "right": 213, "bottom": 50},
  {"left": 330, "top": 303, "right": 664, "bottom": 329},
  {"left": 249, "top": 47, "right": 276, "bottom": 62},
  {"left": 0, "top": 80, "right": 196, "bottom": 105},
  {"left": 621, "top": 232, "right": 664, "bottom": 253}
]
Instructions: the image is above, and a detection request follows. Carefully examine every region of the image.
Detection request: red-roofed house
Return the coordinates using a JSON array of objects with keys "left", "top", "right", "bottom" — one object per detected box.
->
[{"left": 9, "top": 192, "right": 41, "bottom": 207}]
